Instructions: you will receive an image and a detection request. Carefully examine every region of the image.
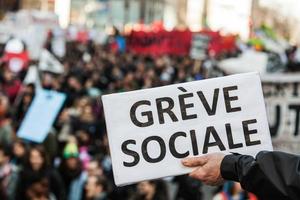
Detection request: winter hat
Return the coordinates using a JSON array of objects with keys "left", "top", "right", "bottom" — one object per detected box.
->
[{"left": 63, "top": 143, "right": 79, "bottom": 159}]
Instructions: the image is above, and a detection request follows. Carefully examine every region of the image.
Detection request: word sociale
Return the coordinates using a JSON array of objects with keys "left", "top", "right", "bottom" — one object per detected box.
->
[{"left": 121, "top": 86, "right": 261, "bottom": 167}]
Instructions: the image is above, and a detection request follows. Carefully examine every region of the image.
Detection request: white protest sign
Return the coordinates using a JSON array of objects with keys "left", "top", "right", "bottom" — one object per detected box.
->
[
  {"left": 262, "top": 73, "right": 300, "bottom": 153},
  {"left": 218, "top": 50, "right": 268, "bottom": 74},
  {"left": 17, "top": 89, "right": 66, "bottom": 143},
  {"left": 51, "top": 27, "right": 66, "bottom": 58},
  {"left": 102, "top": 72, "right": 272, "bottom": 186},
  {"left": 190, "top": 34, "right": 210, "bottom": 60},
  {"left": 23, "top": 65, "right": 42, "bottom": 89},
  {"left": 39, "top": 49, "right": 64, "bottom": 74}
]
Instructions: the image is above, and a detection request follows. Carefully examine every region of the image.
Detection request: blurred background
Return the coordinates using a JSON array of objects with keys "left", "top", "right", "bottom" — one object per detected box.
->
[
  {"left": 0, "top": 0, "right": 300, "bottom": 200},
  {"left": 1, "top": 0, "right": 300, "bottom": 41}
]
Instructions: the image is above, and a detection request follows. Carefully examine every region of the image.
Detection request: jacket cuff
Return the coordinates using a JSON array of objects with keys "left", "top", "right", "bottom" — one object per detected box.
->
[{"left": 220, "top": 154, "right": 240, "bottom": 182}]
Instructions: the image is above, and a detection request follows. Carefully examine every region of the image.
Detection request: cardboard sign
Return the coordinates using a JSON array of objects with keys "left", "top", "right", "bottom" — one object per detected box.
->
[
  {"left": 102, "top": 72, "right": 272, "bottom": 186},
  {"left": 17, "top": 89, "right": 66, "bottom": 143}
]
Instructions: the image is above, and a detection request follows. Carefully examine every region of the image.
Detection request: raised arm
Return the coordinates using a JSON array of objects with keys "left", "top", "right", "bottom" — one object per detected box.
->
[{"left": 182, "top": 151, "right": 300, "bottom": 200}]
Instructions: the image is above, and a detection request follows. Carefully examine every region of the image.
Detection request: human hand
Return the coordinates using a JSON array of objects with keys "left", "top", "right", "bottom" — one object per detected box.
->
[{"left": 182, "top": 153, "right": 226, "bottom": 186}]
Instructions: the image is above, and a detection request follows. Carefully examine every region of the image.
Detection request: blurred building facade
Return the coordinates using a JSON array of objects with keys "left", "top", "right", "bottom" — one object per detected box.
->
[
  {"left": 0, "top": 0, "right": 20, "bottom": 18},
  {"left": 70, "top": 0, "right": 166, "bottom": 29},
  {"left": 1, "top": 0, "right": 300, "bottom": 43},
  {"left": 21, "top": 0, "right": 54, "bottom": 11},
  {"left": 252, "top": 0, "right": 300, "bottom": 43}
]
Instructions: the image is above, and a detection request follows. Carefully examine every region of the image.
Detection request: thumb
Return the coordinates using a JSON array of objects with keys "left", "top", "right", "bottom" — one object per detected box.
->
[{"left": 181, "top": 155, "right": 208, "bottom": 167}]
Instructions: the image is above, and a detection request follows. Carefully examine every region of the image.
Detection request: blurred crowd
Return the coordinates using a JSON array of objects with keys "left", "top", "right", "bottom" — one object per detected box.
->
[{"left": 0, "top": 28, "right": 265, "bottom": 200}]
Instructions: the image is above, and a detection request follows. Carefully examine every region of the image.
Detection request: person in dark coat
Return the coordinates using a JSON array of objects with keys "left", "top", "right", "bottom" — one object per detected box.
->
[
  {"left": 0, "top": 144, "right": 18, "bottom": 200},
  {"left": 182, "top": 151, "right": 300, "bottom": 200},
  {"left": 173, "top": 175, "right": 203, "bottom": 200},
  {"left": 58, "top": 142, "right": 87, "bottom": 200},
  {"left": 131, "top": 180, "right": 169, "bottom": 200},
  {"left": 15, "top": 145, "right": 66, "bottom": 200}
]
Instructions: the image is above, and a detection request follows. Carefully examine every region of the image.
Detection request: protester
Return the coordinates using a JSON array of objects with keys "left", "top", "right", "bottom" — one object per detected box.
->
[
  {"left": 59, "top": 141, "right": 87, "bottom": 200},
  {"left": 0, "top": 144, "right": 18, "bottom": 200},
  {"left": 0, "top": 94, "right": 14, "bottom": 147},
  {"left": 0, "top": 67, "right": 22, "bottom": 103},
  {"left": 15, "top": 145, "right": 65, "bottom": 200},
  {"left": 84, "top": 175, "right": 109, "bottom": 200},
  {"left": 10, "top": 139, "right": 27, "bottom": 168},
  {"left": 212, "top": 181, "right": 257, "bottom": 200},
  {"left": 25, "top": 178, "right": 56, "bottom": 200},
  {"left": 86, "top": 159, "right": 104, "bottom": 177},
  {"left": 131, "top": 180, "right": 169, "bottom": 200},
  {"left": 13, "top": 83, "right": 35, "bottom": 127},
  {"left": 182, "top": 151, "right": 300, "bottom": 200},
  {"left": 173, "top": 175, "right": 203, "bottom": 200}
]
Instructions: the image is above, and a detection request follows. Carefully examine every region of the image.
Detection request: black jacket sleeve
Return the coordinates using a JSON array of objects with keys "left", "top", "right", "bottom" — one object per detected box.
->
[{"left": 220, "top": 151, "right": 300, "bottom": 200}]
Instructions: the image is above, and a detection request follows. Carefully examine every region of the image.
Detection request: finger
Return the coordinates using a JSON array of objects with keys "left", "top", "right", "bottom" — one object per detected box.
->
[
  {"left": 189, "top": 167, "right": 206, "bottom": 180},
  {"left": 182, "top": 156, "right": 208, "bottom": 167}
]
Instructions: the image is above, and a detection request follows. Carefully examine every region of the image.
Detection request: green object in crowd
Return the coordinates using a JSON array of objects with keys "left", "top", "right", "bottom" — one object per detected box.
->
[
  {"left": 63, "top": 143, "right": 79, "bottom": 158},
  {"left": 248, "top": 37, "right": 265, "bottom": 48},
  {"left": 261, "top": 24, "right": 277, "bottom": 40}
]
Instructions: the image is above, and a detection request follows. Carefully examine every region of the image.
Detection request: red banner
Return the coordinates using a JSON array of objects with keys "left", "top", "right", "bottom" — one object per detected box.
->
[
  {"left": 126, "top": 29, "right": 236, "bottom": 57},
  {"left": 126, "top": 30, "right": 192, "bottom": 56},
  {"left": 200, "top": 30, "right": 237, "bottom": 56}
]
